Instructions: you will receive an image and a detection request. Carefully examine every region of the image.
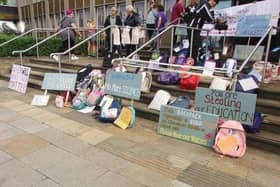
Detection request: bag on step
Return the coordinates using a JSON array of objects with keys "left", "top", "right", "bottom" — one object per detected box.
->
[
  {"left": 77, "top": 64, "right": 93, "bottom": 82},
  {"left": 242, "top": 112, "right": 263, "bottom": 133},
  {"left": 180, "top": 75, "right": 200, "bottom": 90},
  {"left": 235, "top": 74, "right": 259, "bottom": 94},
  {"left": 210, "top": 78, "right": 230, "bottom": 91},
  {"left": 139, "top": 71, "right": 153, "bottom": 93},
  {"left": 213, "top": 120, "right": 246, "bottom": 158},
  {"left": 114, "top": 106, "right": 135, "bottom": 130},
  {"left": 157, "top": 72, "right": 180, "bottom": 85},
  {"left": 252, "top": 61, "right": 273, "bottom": 84},
  {"left": 103, "top": 51, "right": 114, "bottom": 68},
  {"left": 98, "top": 96, "right": 122, "bottom": 123},
  {"left": 148, "top": 90, "right": 171, "bottom": 111},
  {"left": 128, "top": 106, "right": 136, "bottom": 128},
  {"left": 169, "top": 96, "right": 190, "bottom": 109},
  {"left": 86, "top": 88, "right": 104, "bottom": 106},
  {"left": 71, "top": 91, "right": 87, "bottom": 110}
]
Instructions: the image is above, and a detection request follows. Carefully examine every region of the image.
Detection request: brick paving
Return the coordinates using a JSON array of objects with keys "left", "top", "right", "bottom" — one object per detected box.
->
[{"left": 0, "top": 80, "right": 279, "bottom": 187}]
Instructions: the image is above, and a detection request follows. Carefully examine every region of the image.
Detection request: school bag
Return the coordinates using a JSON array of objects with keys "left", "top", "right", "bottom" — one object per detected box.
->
[
  {"left": 128, "top": 106, "right": 136, "bottom": 128},
  {"left": 71, "top": 91, "right": 87, "bottom": 110},
  {"left": 180, "top": 75, "right": 200, "bottom": 90},
  {"left": 114, "top": 107, "right": 133, "bottom": 129},
  {"left": 98, "top": 96, "right": 122, "bottom": 123},
  {"left": 139, "top": 71, "right": 152, "bottom": 93},
  {"left": 222, "top": 58, "right": 237, "bottom": 78},
  {"left": 148, "top": 90, "right": 171, "bottom": 111},
  {"left": 169, "top": 96, "right": 190, "bottom": 109},
  {"left": 252, "top": 61, "right": 273, "bottom": 84},
  {"left": 103, "top": 51, "right": 114, "bottom": 68},
  {"left": 77, "top": 64, "right": 93, "bottom": 82},
  {"left": 213, "top": 120, "right": 246, "bottom": 158},
  {"left": 235, "top": 74, "right": 259, "bottom": 94},
  {"left": 242, "top": 112, "right": 263, "bottom": 133},
  {"left": 157, "top": 72, "right": 180, "bottom": 85},
  {"left": 86, "top": 88, "right": 104, "bottom": 106}
]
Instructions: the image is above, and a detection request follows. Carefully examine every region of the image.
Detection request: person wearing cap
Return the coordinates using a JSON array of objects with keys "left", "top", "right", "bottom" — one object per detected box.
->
[
  {"left": 104, "top": 7, "right": 122, "bottom": 54},
  {"left": 187, "top": 0, "right": 220, "bottom": 64},
  {"left": 51, "top": 9, "right": 81, "bottom": 61},
  {"left": 124, "top": 5, "right": 141, "bottom": 56}
]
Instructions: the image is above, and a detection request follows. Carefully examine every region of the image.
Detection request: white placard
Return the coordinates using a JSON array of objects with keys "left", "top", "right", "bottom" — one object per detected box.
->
[
  {"left": 239, "top": 77, "right": 259, "bottom": 91},
  {"left": 8, "top": 64, "right": 30, "bottom": 94},
  {"left": 31, "top": 95, "right": 50, "bottom": 106},
  {"left": 203, "top": 61, "right": 216, "bottom": 76}
]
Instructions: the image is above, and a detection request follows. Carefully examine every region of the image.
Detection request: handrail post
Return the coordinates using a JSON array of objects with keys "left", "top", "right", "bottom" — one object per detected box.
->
[
  {"left": 263, "top": 28, "right": 273, "bottom": 83},
  {"left": 231, "top": 72, "right": 238, "bottom": 91},
  {"left": 58, "top": 55, "right": 62, "bottom": 73},
  {"left": 170, "top": 26, "right": 174, "bottom": 63},
  {"left": 206, "top": 30, "right": 209, "bottom": 55},
  {"left": 97, "top": 31, "right": 99, "bottom": 60},
  {"left": 35, "top": 30, "right": 39, "bottom": 58},
  {"left": 190, "top": 29, "right": 194, "bottom": 57},
  {"left": 68, "top": 29, "right": 71, "bottom": 63},
  {"left": 110, "top": 27, "right": 113, "bottom": 52},
  {"left": 20, "top": 52, "right": 23, "bottom": 66}
]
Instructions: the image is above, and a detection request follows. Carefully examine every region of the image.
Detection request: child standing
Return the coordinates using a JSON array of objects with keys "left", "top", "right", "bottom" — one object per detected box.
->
[{"left": 87, "top": 20, "right": 97, "bottom": 57}]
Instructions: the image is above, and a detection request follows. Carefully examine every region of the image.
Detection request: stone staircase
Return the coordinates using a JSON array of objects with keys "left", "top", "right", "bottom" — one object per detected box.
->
[{"left": 1, "top": 54, "right": 280, "bottom": 154}]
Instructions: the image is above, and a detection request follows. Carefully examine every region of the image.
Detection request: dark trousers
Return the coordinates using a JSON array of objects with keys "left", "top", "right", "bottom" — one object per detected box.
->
[
  {"left": 106, "top": 36, "right": 121, "bottom": 55},
  {"left": 188, "top": 29, "right": 201, "bottom": 65},
  {"left": 146, "top": 24, "right": 155, "bottom": 40},
  {"left": 126, "top": 44, "right": 136, "bottom": 57},
  {"left": 59, "top": 39, "right": 75, "bottom": 54}
]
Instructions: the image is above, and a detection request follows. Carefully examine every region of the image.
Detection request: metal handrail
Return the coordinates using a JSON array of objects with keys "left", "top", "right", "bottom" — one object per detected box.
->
[
  {"left": 12, "top": 27, "right": 71, "bottom": 55},
  {"left": 0, "top": 28, "right": 55, "bottom": 48},
  {"left": 127, "top": 24, "right": 211, "bottom": 58}
]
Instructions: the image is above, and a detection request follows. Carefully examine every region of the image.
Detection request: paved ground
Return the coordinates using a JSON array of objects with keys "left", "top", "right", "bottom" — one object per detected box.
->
[{"left": 0, "top": 79, "right": 279, "bottom": 187}]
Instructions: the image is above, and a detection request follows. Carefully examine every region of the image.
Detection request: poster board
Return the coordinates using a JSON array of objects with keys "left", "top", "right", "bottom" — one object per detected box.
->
[
  {"left": 41, "top": 73, "right": 77, "bottom": 91},
  {"left": 194, "top": 87, "right": 257, "bottom": 125},
  {"left": 233, "top": 45, "right": 264, "bottom": 61},
  {"left": 104, "top": 70, "right": 142, "bottom": 100},
  {"left": 8, "top": 64, "right": 30, "bottom": 94},
  {"left": 31, "top": 95, "right": 50, "bottom": 106},
  {"left": 158, "top": 105, "right": 219, "bottom": 147}
]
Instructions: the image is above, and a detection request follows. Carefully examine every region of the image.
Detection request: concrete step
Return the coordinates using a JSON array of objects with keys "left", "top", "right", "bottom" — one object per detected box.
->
[{"left": 121, "top": 99, "right": 280, "bottom": 154}]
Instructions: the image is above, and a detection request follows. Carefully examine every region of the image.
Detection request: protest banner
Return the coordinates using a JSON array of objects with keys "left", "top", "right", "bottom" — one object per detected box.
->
[
  {"left": 41, "top": 73, "right": 77, "bottom": 91},
  {"left": 8, "top": 64, "right": 30, "bottom": 94}
]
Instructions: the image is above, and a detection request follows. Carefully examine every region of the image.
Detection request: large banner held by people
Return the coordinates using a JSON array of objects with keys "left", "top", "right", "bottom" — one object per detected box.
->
[
  {"left": 194, "top": 88, "right": 257, "bottom": 125},
  {"left": 202, "top": 0, "right": 279, "bottom": 36},
  {"left": 158, "top": 105, "right": 219, "bottom": 147},
  {"left": 104, "top": 70, "right": 142, "bottom": 100}
]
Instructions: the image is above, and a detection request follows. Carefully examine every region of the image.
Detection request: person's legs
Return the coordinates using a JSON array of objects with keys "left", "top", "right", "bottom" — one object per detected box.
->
[
  {"left": 126, "top": 44, "right": 131, "bottom": 56},
  {"left": 88, "top": 41, "right": 92, "bottom": 56},
  {"left": 58, "top": 40, "right": 68, "bottom": 52},
  {"left": 92, "top": 40, "right": 96, "bottom": 57},
  {"left": 70, "top": 38, "right": 79, "bottom": 60},
  {"left": 192, "top": 30, "right": 201, "bottom": 65}
]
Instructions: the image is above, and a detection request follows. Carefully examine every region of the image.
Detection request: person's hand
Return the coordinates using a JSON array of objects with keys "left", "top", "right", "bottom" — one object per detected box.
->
[{"left": 215, "top": 17, "right": 222, "bottom": 24}]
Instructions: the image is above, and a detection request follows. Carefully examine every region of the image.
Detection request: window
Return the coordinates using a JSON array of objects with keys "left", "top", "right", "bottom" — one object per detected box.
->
[
  {"left": 106, "top": 5, "right": 114, "bottom": 17},
  {"left": 77, "top": 9, "right": 83, "bottom": 27},
  {"left": 97, "top": 6, "right": 105, "bottom": 27},
  {"left": 134, "top": 1, "right": 145, "bottom": 24},
  {"left": 118, "top": 3, "right": 126, "bottom": 23}
]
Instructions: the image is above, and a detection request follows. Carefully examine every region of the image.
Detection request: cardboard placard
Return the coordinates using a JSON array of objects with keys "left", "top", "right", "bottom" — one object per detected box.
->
[
  {"left": 41, "top": 73, "right": 77, "bottom": 91},
  {"left": 233, "top": 45, "right": 264, "bottom": 61},
  {"left": 158, "top": 105, "right": 219, "bottom": 147},
  {"left": 31, "top": 95, "right": 50, "bottom": 106},
  {"left": 104, "top": 70, "right": 142, "bottom": 100},
  {"left": 8, "top": 64, "right": 30, "bottom": 94},
  {"left": 195, "top": 87, "right": 257, "bottom": 125}
]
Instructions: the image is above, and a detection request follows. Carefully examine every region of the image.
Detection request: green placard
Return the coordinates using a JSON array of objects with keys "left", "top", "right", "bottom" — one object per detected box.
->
[
  {"left": 158, "top": 105, "right": 219, "bottom": 147},
  {"left": 195, "top": 87, "right": 257, "bottom": 125},
  {"left": 104, "top": 70, "right": 142, "bottom": 100},
  {"left": 41, "top": 73, "right": 77, "bottom": 91}
]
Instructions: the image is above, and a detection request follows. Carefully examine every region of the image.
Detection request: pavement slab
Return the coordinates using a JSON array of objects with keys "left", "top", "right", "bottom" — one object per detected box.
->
[
  {"left": 0, "top": 108, "right": 23, "bottom": 122},
  {"left": 0, "top": 122, "right": 24, "bottom": 140},
  {"left": 0, "top": 159, "right": 45, "bottom": 187},
  {"left": 0, "top": 150, "right": 12, "bottom": 165},
  {"left": 0, "top": 134, "right": 49, "bottom": 158},
  {"left": 9, "top": 117, "right": 49, "bottom": 134},
  {"left": 32, "top": 179, "right": 62, "bottom": 187},
  {"left": 78, "top": 128, "right": 112, "bottom": 145}
]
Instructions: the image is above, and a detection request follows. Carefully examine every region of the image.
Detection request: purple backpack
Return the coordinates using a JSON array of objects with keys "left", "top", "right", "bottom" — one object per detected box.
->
[
  {"left": 243, "top": 112, "right": 263, "bottom": 133},
  {"left": 175, "top": 57, "right": 186, "bottom": 65},
  {"left": 158, "top": 72, "right": 180, "bottom": 84}
]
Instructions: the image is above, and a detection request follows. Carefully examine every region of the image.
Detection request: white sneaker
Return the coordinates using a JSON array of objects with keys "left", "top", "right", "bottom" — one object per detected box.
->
[
  {"left": 71, "top": 54, "right": 79, "bottom": 60},
  {"left": 51, "top": 54, "right": 59, "bottom": 62}
]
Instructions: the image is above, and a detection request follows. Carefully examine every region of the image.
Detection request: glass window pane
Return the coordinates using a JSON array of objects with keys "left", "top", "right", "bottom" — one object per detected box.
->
[
  {"left": 134, "top": 1, "right": 145, "bottom": 24},
  {"left": 97, "top": 6, "right": 105, "bottom": 27},
  {"left": 118, "top": 3, "right": 126, "bottom": 23}
]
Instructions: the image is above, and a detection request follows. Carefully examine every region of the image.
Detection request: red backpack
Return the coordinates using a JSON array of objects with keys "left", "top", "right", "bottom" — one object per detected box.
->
[{"left": 180, "top": 75, "right": 200, "bottom": 90}]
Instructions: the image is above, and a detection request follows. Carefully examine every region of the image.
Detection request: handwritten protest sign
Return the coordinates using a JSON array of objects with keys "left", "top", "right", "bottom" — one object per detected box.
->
[
  {"left": 233, "top": 45, "right": 264, "bottom": 61},
  {"left": 195, "top": 87, "right": 257, "bottom": 125},
  {"left": 158, "top": 105, "right": 219, "bottom": 147},
  {"left": 104, "top": 70, "right": 142, "bottom": 100},
  {"left": 8, "top": 64, "right": 30, "bottom": 94},
  {"left": 41, "top": 73, "right": 77, "bottom": 91}
]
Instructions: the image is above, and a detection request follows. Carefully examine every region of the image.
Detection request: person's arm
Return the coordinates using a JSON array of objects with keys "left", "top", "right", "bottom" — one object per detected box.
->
[
  {"left": 156, "top": 15, "right": 162, "bottom": 31},
  {"left": 196, "top": 3, "right": 215, "bottom": 23},
  {"left": 71, "top": 22, "right": 81, "bottom": 37},
  {"left": 104, "top": 16, "right": 110, "bottom": 27},
  {"left": 117, "top": 16, "right": 122, "bottom": 26}
]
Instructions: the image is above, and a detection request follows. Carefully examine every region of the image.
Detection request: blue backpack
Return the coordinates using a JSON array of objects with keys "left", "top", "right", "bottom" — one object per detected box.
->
[
  {"left": 98, "top": 98, "right": 122, "bottom": 123},
  {"left": 157, "top": 72, "right": 180, "bottom": 85},
  {"left": 236, "top": 74, "right": 259, "bottom": 94},
  {"left": 169, "top": 96, "right": 190, "bottom": 109},
  {"left": 128, "top": 106, "right": 136, "bottom": 128},
  {"left": 243, "top": 112, "right": 263, "bottom": 133}
]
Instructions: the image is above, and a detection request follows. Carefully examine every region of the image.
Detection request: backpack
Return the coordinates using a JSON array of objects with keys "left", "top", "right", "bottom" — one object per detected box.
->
[
  {"left": 114, "top": 107, "right": 133, "bottom": 129},
  {"left": 103, "top": 51, "right": 114, "bottom": 68},
  {"left": 128, "top": 106, "right": 136, "bottom": 128},
  {"left": 71, "top": 92, "right": 87, "bottom": 110},
  {"left": 175, "top": 57, "right": 187, "bottom": 65},
  {"left": 98, "top": 96, "right": 122, "bottom": 123},
  {"left": 77, "top": 64, "right": 93, "bottom": 82},
  {"left": 148, "top": 90, "right": 171, "bottom": 111},
  {"left": 169, "top": 96, "right": 190, "bottom": 109},
  {"left": 180, "top": 75, "right": 200, "bottom": 90},
  {"left": 252, "top": 61, "right": 273, "bottom": 84},
  {"left": 222, "top": 58, "right": 237, "bottom": 78},
  {"left": 157, "top": 72, "right": 180, "bottom": 85},
  {"left": 86, "top": 88, "right": 104, "bottom": 106},
  {"left": 213, "top": 120, "right": 246, "bottom": 158},
  {"left": 139, "top": 71, "right": 152, "bottom": 93},
  {"left": 242, "top": 112, "right": 263, "bottom": 133}
]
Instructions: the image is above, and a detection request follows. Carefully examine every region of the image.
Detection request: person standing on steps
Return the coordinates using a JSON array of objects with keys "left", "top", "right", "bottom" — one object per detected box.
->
[
  {"left": 146, "top": 0, "right": 158, "bottom": 50},
  {"left": 104, "top": 7, "right": 123, "bottom": 55},
  {"left": 171, "top": 0, "right": 185, "bottom": 46},
  {"left": 187, "top": 0, "right": 220, "bottom": 65},
  {"left": 86, "top": 20, "right": 97, "bottom": 57},
  {"left": 51, "top": 9, "right": 81, "bottom": 62},
  {"left": 124, "top": 5, "right": 141, "bottom": 56}
]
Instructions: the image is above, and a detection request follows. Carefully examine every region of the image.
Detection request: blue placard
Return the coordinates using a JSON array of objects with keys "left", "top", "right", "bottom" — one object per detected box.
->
[
  {"left": 41, "top": 73, "right": 77, "bottom": 91},
  {"left": 236, "top": 15, "right": 270, "bottom": 37},
  {"left": 104, "top": 70, "right": 142, "bottom": 100},
  {"left": 194, "top": 87, "right": 257, "bottom": 125},
  {"left": 158, "top": 105, "right": 219, "bottom": 147}
]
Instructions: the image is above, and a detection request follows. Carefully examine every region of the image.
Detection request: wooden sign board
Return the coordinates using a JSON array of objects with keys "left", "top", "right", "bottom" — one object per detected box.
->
[
  {"left": 104, "top": 70, "right": 142, "bottom": 100},
  {"left": 8, "top": 64, "right": 30, "bottom": 94},
  {"left": 41, "top": 73, "right": 77, "bottom": 91},
  {"left": 195, "top": 87, "right": 257, "bottom": 125},
  {"left": 158, "top": 105, "right": 219, "bottom": 147}
]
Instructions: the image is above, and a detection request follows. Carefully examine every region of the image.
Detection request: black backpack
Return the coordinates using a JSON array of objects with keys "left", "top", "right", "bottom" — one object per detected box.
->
[
  {"left": 77, "top": 64, "right": 93, "bottom": 82},
  {"left": 103, "top": 51, "right": 114, "bottom": 68}
]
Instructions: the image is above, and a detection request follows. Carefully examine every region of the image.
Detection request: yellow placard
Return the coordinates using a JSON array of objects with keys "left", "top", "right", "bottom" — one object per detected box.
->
[{"left": 114, "top": 107, "right": 132, "bottom": 130}]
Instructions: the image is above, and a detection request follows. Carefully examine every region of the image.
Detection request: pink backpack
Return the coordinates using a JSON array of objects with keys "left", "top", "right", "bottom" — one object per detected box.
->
[
  {"left": 213, "top": 120, "right": 246, "bottom": 158},
  {"left": 86, "top": 88, "right": 104, "bottom": 106}
]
